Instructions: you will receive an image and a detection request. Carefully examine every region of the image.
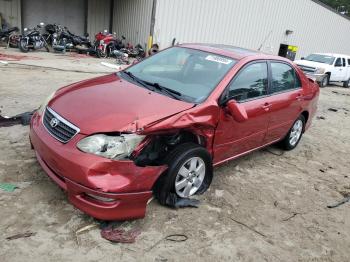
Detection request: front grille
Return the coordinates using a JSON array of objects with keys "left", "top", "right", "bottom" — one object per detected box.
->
[
  {"left": 298, "top": 65, "right": 316, "bottom": 73},
  {"left": 43, "top": 107, "right": 80, "bottom": 143}
]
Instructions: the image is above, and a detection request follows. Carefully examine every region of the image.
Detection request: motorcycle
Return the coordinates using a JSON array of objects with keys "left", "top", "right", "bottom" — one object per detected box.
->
[
  {"left": 60, "top": 28, "right": 92, "bottom": 53},
  {"left": 19, "top": 23, "right": 50, "bottom": 53},
  {"left": 0, "top": 27, "right": 20, "bottom": 48},
  {"left": 112, "top": 49, "right": 130, "bottom": 65},
  {"left": 94, "top": 30, "right": 116, "bottom": 58}
]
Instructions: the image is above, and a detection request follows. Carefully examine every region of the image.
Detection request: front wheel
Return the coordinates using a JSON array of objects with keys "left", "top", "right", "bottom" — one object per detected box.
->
[
  {"left": 343, "top": 79, "right": 349, "bottom": 88},
  {"left": 19, "top": 39, "right": 29, "bottom": 53},
  {"left": 319, "top": 75, "right": 329, "bottom": 88},
  {"left": 154, "top": 143, "right": 213, "bottom": 205},
  {"left": 280, "top": 115, "right": 305, "bottom": 150},
  {"left": 96, "top": 48, "right": 107, "bottom": 58}
]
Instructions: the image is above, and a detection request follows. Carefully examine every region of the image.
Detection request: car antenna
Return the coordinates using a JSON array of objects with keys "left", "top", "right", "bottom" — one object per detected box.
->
[{"left": 258, "top": 30, "right": 273, "bottom": 51}]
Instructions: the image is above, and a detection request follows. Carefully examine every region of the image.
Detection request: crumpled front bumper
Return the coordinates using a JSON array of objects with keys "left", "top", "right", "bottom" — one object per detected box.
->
[
  {"left": 305, "top": 73, "right": 325, "bottom": 82},
  {"left": 29, "top": 112, "right": 167, "bottom": 220}
]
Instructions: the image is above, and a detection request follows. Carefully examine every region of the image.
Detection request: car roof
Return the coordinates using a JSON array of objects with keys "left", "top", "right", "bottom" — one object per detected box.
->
[
  {"left": 179, "top": 43, "right": 285, "bottom": 61},
  {"left": 312, "top": 53, "right": 350, "bottom": 58}
]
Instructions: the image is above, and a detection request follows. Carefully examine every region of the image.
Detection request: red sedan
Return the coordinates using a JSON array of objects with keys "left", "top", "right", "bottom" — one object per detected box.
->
[{"left": 30, "top": 44, "right": 319, "bottom": 220}]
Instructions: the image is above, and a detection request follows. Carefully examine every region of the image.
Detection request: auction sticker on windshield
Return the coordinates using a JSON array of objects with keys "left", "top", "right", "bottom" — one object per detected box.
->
[{"left": 205, "top": 55, "right": 233, "bottom": 65}]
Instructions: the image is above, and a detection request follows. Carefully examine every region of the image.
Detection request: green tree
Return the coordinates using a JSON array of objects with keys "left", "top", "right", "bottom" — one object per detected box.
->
[{"left": 319, "top": 0, "right": 350, "bottom": 16}]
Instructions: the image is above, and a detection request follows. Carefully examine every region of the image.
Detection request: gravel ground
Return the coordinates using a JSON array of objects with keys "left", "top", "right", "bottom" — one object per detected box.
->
[{"left": 0, "top": 48, "right": 349, "bottom": 262}]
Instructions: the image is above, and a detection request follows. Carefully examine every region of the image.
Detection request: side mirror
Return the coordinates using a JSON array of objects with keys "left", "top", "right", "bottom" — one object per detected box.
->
[
  {"left": 301, "top": 57, "right": 304, "bottom": 60},
  {"left": 226, "top": 100, "right": 248, "bottom": 122},
  {"left": 122, "top": 35, "right": 126, "bottom": 40},
  {"left": 103, "top": 29, "right": 108, "bottom": 34}
]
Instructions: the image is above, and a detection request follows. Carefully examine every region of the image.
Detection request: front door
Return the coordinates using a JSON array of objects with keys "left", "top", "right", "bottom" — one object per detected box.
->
[
  {"left": 213, "top": 61, "right": 270, "bottom": 164},
  {"left": 332, "top": 57, "right": 347, "bottom": 81}
]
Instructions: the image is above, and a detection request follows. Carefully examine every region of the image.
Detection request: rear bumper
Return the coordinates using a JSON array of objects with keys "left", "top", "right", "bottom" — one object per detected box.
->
[{"left": 29, "top": 111, "right": 167, "bottom": 220}]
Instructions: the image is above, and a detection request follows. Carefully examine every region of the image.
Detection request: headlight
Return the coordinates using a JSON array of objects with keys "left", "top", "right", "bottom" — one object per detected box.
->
[
  {"left": 315, "top": 68, "right": 326, "bottom": 74},
  {"left": 37, "top": 91, "right": 56, "bottom": 115},
  {"left": 77, "top": 134, "right": 145, "bottom": 160},
  {"left": 100, "top": 40, "right": 104, "bottom": 45}
]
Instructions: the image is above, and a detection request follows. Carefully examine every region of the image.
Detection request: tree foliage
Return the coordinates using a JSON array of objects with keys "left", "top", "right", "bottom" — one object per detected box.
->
[{"left": 319, "top": 0, "right": 350, "bottom": 16}]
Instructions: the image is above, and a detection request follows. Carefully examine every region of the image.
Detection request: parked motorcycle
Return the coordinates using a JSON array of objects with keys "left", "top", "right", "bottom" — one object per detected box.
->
[
  {"left": 112, "top": 49, "right": 130, "bottom": 65},
  {"left": 19, "top": 23, "right": 49, "bottom": 53},
  {"left": 61, "top": 28, "right": 92, "bottom": 53},
  {"left": 0, "top": 27, "right": 20, "bottom": 48}
]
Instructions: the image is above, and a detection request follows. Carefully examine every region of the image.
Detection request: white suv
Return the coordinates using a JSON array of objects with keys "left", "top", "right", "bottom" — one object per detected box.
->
[{"left": 294, "top": 53, "right": 350, "bottom": 87}]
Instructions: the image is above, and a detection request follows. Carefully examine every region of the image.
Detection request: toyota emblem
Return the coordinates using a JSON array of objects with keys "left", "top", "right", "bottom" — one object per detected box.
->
[{"left": 50, "top": 118, "right": 59, "bottom": 128}]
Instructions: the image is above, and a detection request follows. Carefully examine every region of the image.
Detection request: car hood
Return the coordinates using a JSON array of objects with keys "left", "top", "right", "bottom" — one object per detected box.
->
[
  {"left": 294, "top": 59, "right": 329, "bottom": 69},
  {"left": 48, "top": 74, "right": 194, "bottom": 134}
]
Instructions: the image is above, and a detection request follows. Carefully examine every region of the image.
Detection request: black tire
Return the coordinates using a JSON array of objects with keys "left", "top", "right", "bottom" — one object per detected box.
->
[
  {"left": 319, "top": 74, "right": 329, "bottom": 88},
  {"left": 19, "top": 39, "right": 29, "bottom": 53},
  {"left": 280, "top": 115, "right": 305, "bottom": 151},
  {"left": 154, "top": 143, "right": 213, "bottom": 205},
  {"left": 343, "top": 79, "right": 349, "bottom": 88}
]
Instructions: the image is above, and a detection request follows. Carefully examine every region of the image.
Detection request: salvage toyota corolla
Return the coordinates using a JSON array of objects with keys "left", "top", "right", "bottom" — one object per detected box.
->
[{"left": 30, "top": 44, "right": 319, "bottom": 220}]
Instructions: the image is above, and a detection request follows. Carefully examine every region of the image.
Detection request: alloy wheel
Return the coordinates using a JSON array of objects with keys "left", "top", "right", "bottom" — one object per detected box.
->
[{"left": 175, "top": 157, "right": 206, "bottom": 198}]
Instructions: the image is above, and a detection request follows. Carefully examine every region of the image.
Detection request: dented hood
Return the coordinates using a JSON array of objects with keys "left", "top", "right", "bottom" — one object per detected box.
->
[{"left": 49, "top": 74, "right": 194, "bottom": 134}]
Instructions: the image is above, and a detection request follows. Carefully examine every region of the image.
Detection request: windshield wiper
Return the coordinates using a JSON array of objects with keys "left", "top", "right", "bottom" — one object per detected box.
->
[
  {"left": 143, "top": 81, "right": 182, "bottom": 100},
  {"left": 122, "top": 71, "right": 182, "bottom": 100},
  {"left": 122, "top": 71, "right": 154, "bottom": 91}
]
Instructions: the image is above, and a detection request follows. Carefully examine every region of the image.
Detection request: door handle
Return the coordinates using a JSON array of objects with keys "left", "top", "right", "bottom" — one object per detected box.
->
[{"left": 262, "top": 102, "right": 271, "bottom": 111}]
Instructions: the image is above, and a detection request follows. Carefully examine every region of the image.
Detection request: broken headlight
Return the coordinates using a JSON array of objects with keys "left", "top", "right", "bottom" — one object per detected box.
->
[
  {"left": 315, "top": 67, "right": 326, "bottom": 74},
  {"left": 77, "top": 134, "right": 145, "bottom": 160},
  {"left": 37, "top": 91, "right": 56, "bottom": 115}
]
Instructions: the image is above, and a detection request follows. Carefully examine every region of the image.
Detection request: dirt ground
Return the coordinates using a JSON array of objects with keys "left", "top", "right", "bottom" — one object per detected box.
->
[{"left": 0, "top": 48, "right": 349, "bottom": 262}]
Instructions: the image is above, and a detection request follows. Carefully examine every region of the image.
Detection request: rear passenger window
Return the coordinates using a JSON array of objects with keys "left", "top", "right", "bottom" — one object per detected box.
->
[
  {"left": 348, "top": 59, "right": 350, "bottom": 66},
  {"left": 227, "top": 62, "right": 268, "bottom": 102},
  {"left": 270, "top": 62, "right": 299, "bottom": 93},
  {"left": 342, "top": 58, "right": 346, "bottom": 67}
]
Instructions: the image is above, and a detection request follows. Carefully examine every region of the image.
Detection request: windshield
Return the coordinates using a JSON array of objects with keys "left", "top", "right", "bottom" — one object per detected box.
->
[
  {"left": 121, "top": 47, "right": 236, "bottom": 103},
  {"left": 304, "top": 54, "right": 335, "bottom": 65}
]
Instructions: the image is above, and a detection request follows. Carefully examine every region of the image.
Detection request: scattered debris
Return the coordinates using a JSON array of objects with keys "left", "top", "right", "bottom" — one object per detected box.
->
[
  {"left": 282, "top": 212, "right": 301, "bottom": 222},
  {"left": 76, "top": 223, "right": 99, "bottom": 235},
  {"left": 265, "top": 147, "right": 284, "bottom": 156},
  {"left": 316, "top": 116, "right": 326, "bottom": 120},
  {"left": 319, "top": 169, "right": 326, "bottom": 173},
  {"left": 327, "top": 196, "right": 350, "bottom": 208},
  {"left": 101, "top": 227, "right": 141, "bottom": 243},
  {"left": 332, "top": 91, "right": 350, "bottom": 97},
  {"left": 0, "top": 111, "right": 35, "bottom": 127},
  {"left": 146, "top": 234, "right": 188, "bottom": 252},
  {"left": 6, "top": 231, "right": 36, "bottom": 241},
  {"left": 230, "top": 217, "right": 267, "bottom": 238},
  {"left": 328, "top": 108, "right": 338, "bottom": 112},
  {"left": 165, "top": 234, "right": 188, "bottom": 242},
  {"left": 0, "top": 183, "right": 18, "bottom": 192},
  {"left": 75, "top": 223, "right": 99, "bottom": 245},
  {"left": 101, "top": 61, "right": 122, "bottom": 70},
  {"left": 164, "top": 192, "right": 200, "bottom": 208},
  {"left": 0, "top": 60, "right": 8, "bottom": 65}
]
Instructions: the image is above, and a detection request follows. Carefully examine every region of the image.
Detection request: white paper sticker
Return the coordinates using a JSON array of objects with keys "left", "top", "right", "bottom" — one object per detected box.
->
[{"left": 205, "top": 55, "right": 233, "bottom": 65}]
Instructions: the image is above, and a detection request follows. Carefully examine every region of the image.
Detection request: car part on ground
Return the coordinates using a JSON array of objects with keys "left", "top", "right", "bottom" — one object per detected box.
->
[{"left": 0, "top": 110, "right": 35, "bottom": 127}]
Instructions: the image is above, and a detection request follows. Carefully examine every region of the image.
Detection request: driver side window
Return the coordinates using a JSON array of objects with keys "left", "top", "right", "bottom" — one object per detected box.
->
[{"left": 227, "top": 62, "right": 268, "bottom": 102}]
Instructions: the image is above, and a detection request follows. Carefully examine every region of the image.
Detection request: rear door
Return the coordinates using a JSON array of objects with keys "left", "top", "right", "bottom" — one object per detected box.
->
[
  {"left": 214, "top": 61, "right": 270, "bottom": 163},
  {"left": 264, "top": 61, "right": 303, "bottom": 143}
]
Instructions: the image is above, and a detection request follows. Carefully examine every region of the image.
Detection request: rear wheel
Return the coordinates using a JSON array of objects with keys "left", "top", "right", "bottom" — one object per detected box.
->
[
  {"left": 280, "top": 115, "right": 305, "bottom": 150},
  {"left": 19, "top": 39, "right": 29, "bottom": 53},
  {"left": 319, "top": 74, "right": 329, "bottom": 88},
  {"left": 154, "top": 143, "right": 213, "bottom": 205}
]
